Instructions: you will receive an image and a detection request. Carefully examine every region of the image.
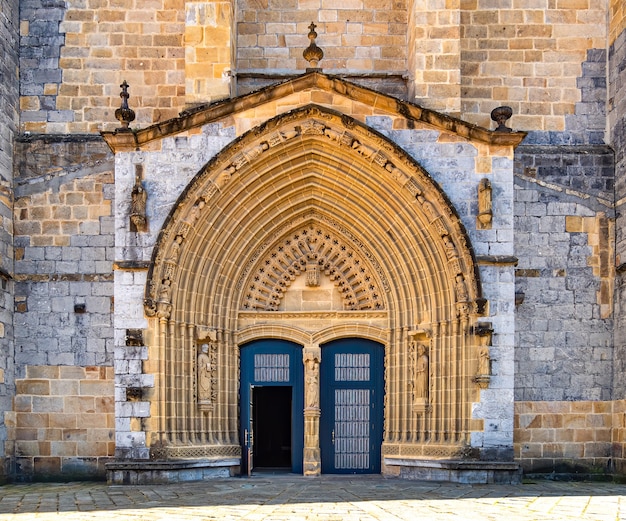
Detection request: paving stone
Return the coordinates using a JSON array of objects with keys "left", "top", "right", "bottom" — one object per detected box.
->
[{"left": 0, "top": 476, "right": 622, "bottom": 520}]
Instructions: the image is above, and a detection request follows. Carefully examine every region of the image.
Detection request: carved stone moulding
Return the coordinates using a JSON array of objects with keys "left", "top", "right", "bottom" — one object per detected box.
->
[
  {"left": 382, "top": 443, "right": 473, "bottom": 459},
  {"left": 240, "top": 222, "right": 386, "bottom": 312},
  {"left": 150, "top": 444, "right": 242, "bottom": 461}
]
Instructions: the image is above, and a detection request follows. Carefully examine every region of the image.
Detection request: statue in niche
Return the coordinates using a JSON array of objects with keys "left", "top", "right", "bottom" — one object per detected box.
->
[
  {"left": 303, "top": 353, "right": 320, "bottom": 409},
  {"left": 478, "top": 345, "right": 490, "bottom": 376},
  {"left": 197, "top": 343, "right": 213, "bottom": 403},
  {"left": 385, "top": 162, "right": 408, "bottom": 183},
  {"left": 455, "top": 274, "right": 469, "bottom": 302},
  {"left": 184, "top": 200, "right": 205, "bottom": 228},
  {"left": 413, "top": 343, "right": 429, "bottom": 400},
  {"left": 443, "top": 235, "right": 458, "bottom": 260},
  {"left": 244, "top": 141, "right": 269, "bottom": 162},
  {"left": 156, "top": 279, "right": 172, "bottom": 318},
  {"left": 130, "top": 167, "right": 148, "bottom": 232},
  {"left": 167, "top": 235, "right": 183, "bottom": 263}
]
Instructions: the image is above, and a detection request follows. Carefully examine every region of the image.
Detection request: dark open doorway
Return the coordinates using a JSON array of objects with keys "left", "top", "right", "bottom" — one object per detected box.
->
[{"left": 253, "top": 386, "right": 292, "bottom": 469}]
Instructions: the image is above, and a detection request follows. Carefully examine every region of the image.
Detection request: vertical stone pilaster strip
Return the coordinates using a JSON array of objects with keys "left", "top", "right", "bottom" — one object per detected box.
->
[
  {"left": 229, "top": 331, "right": 239, "bottom": 446},
  {"left": 451, "top": 320, "right": 465, "bottom": 443},
  {"left": 430, "top": 323, "right": 438, "bottom": 444},
  {"left": 400, "top": 329, "right": 408, "bottom": 443},
  {"left": 185, "top": 1, "right": 234, "bottom": 104},
  {"left": 157, "top": 317, "right": 168, "bottom": 446},
  {"left": 167, "top": 320, "right": 176, "bottom": 444},
  {"left": 408, "top": 0, "right": 461, "bottom": 114},
  {"left": 459, "top": 316, "right": 468, "bottom": 444}
]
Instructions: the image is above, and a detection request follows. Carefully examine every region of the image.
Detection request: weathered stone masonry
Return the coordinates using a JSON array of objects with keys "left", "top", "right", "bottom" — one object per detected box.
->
[{"left": 1, "top": 1, "right": 626, "bottom": 482}]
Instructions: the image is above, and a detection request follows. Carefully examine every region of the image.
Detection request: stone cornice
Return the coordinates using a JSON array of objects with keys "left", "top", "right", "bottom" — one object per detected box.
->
[{"left": 101, "top": 72, "right": 527, "bottom": 153}]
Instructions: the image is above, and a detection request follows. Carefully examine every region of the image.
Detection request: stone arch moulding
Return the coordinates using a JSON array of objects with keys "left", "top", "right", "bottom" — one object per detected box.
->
[
  {"left": 145, "top": 104, "right": 482, "bottom": 321},
  {"left": 143, "top": 103, "right": 488, "bottom": 461}
]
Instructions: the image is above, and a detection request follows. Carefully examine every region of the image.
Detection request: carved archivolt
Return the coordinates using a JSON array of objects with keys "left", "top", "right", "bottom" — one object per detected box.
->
[
  {"left": 241, "top": 224, "right": 385, "bottom": 311},
  {"left": 144, "top": 104, "right": 481, "bottom": 320}
]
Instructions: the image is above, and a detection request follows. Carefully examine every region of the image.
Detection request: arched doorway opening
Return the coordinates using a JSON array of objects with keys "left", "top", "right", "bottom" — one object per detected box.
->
[
  {"left": 240, "top": 339, "right": 304, "bottom": 475},
  {"left": 142, "top": 104, "right": 485, "bottom": 474}
]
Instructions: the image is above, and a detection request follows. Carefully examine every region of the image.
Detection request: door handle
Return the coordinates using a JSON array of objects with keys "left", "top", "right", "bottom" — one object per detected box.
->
[
  {"left": 244, "top": 429, "right": 248, "bottom": 446},
  {"left": 331, "top": 429, "right": 335, "bottom": 445}
]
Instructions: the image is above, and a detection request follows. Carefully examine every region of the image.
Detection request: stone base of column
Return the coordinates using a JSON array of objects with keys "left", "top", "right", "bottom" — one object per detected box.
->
[
  {"left": 303, "top": 448, "right": 320, "bottom": 476},
  {"left": 303, "top": 408, "right": 321, "bottom": 476}
]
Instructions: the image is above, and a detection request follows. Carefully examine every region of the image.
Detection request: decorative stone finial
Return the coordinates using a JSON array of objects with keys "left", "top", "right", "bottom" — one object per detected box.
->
[
  {"left": 115, "top": 80, "right": 136, "bottom": 130},
  {"left": 490, "top": 106, "right": 513, "bottom": 133},
  {"left": 303, "top": 22, "right": 324, "bottom": 70}
]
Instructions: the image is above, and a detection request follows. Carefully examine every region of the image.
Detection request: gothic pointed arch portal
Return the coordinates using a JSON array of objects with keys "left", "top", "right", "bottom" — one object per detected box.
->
[{"left": 144, "top": 104, "right": 486, "bottom": 469}]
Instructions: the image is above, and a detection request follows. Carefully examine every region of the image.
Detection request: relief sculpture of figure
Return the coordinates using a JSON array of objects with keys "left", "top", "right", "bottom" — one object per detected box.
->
[
  {"left": 478, "top": 345, "right": 490, "bottom": 376},
  {"left": 414, "top": 343, "right": 429, "bottom": 400},
  {"left": 197, "top": 343, "right": 212, "bottom": 402},
  {"left": 130, "top": 172, "right": 148, "bottom": 232},
  {"left": 304, "top": 355, "right": 320, "bottom": 409}
]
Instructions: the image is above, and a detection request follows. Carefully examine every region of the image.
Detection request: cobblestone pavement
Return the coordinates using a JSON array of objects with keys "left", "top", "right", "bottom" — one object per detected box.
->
[{"left": 0, "top": 475, "right": 623, "bottom": 520}]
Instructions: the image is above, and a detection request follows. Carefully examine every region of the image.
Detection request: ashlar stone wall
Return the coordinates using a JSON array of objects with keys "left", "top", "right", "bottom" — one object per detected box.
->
[
  {"left": 513, "top": 144, "right": 615, "bottom": 474},
  {"left": 460, "top": 1, "right": 607, "bottom": 131},
  {"left": 6, "top": 366, "right": 114, "bottom": 481},
  {"left": 8, "top": 137, "right": 115, "bottom": 480},
  {"left": 0, "top": 0, "right": 19, "bottom": 482},
  {"left": 18, "top": 2, "right": 613, "bottom": 135}
]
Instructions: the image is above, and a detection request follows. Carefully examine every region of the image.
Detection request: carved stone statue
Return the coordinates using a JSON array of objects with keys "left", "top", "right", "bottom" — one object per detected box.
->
[
  {"left": 304, "top": 353, "right": 320, "bottom": 409},
  {"left": 197, "top": 343, "right": 213, "bottom": 402},
  {"left": 167, "top": 235, "right": 183, "bottom": 263},
  {"left": 455, "top": 274, "right": 469, "bottom": 302},
  {"left": 414, "top": 343, "right": 429, "bottom": 400},
  {"left": 130, "top": 169, "right": 148, "bottom": 232},
  {"left": 478, "top": 345, "right": 490, "bottom": 376}
]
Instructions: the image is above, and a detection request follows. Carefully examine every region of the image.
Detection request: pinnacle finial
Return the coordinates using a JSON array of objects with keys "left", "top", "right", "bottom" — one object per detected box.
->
[
  {"left": 490, "top": 106, "right": 513, "bottom": 133},
  {"left": 303, "top": 22, "right": 323, "bottom": 70},
  {"left": 115, "top": 80, "right": 136, "bottom": 131}
]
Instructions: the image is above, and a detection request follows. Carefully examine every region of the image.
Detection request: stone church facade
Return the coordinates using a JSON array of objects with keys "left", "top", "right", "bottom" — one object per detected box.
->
[{"left": 0, "top": 0, "right": 623, "bottom": 482}]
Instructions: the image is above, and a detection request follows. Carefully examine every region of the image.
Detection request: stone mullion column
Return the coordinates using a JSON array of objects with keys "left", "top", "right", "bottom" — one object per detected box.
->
[
  {"left": 216, "top": 328, "right": 226, "bottom": 445},
  {"left": 228, "top": 330, "right": 238, "bottom": 446},
  {"left": 167, "top": 320, "right": 178, "bottom": 444},
  {"left": 391, "top": 327, "right": 403, "bottom": 443},
  {"left": 157, "top": 317, "right": 168, "bottom": 446},
  {"left": 459, "top": 317, "right": 473, "bottom": 444},
  {"left": 408, "top": 0, "right": 461, "bottom": 114},
  {"left": 184, "top": 323, "right": 195, "bottom": 444},
  {"left": 451, "top": 317, "right": 460, "bottom": 443},
  {"left": 185, "top": 1, "right": 234, "bottom": 105},
  {"left": 399, "top": 327, "right": 409, "bottom": 444},
  {"left": 428, "top": 323, "right": 438, "bottom": 444},
  {"left": 303, "top": 345, "right": 321, "bottom": 476}
]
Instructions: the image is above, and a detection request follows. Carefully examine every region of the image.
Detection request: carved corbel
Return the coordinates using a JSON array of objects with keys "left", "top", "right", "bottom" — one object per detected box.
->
[
  {"left": 473, "top": 321, "right": 493, "bottom": 389},
  {"left": 196, "top": 326, "right": 217, "bottom": 343},
  {"left": 408, "top": 328, "right": 431, "bottom": 414},
  {"left": 477, "top": 178, "right": 492, "bottom": 230}
]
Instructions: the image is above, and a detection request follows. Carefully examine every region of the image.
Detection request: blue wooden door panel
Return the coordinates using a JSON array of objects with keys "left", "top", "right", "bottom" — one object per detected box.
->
[{"left": 320, "top": 338, "right": 384, "bottom": 474}]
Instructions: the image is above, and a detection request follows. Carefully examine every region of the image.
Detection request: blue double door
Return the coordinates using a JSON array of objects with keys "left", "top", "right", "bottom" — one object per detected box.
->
[{"left": 240, "top": 338, "right": 383, "bottom": 475}]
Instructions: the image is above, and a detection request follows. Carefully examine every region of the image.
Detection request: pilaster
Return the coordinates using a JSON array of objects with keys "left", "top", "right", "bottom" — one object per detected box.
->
[
  {"left": 408, "top": 0, "right": 461, "bottom": 115},
  {"left": 185, "top": 1, "right": 234, "bottom": 105}
]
